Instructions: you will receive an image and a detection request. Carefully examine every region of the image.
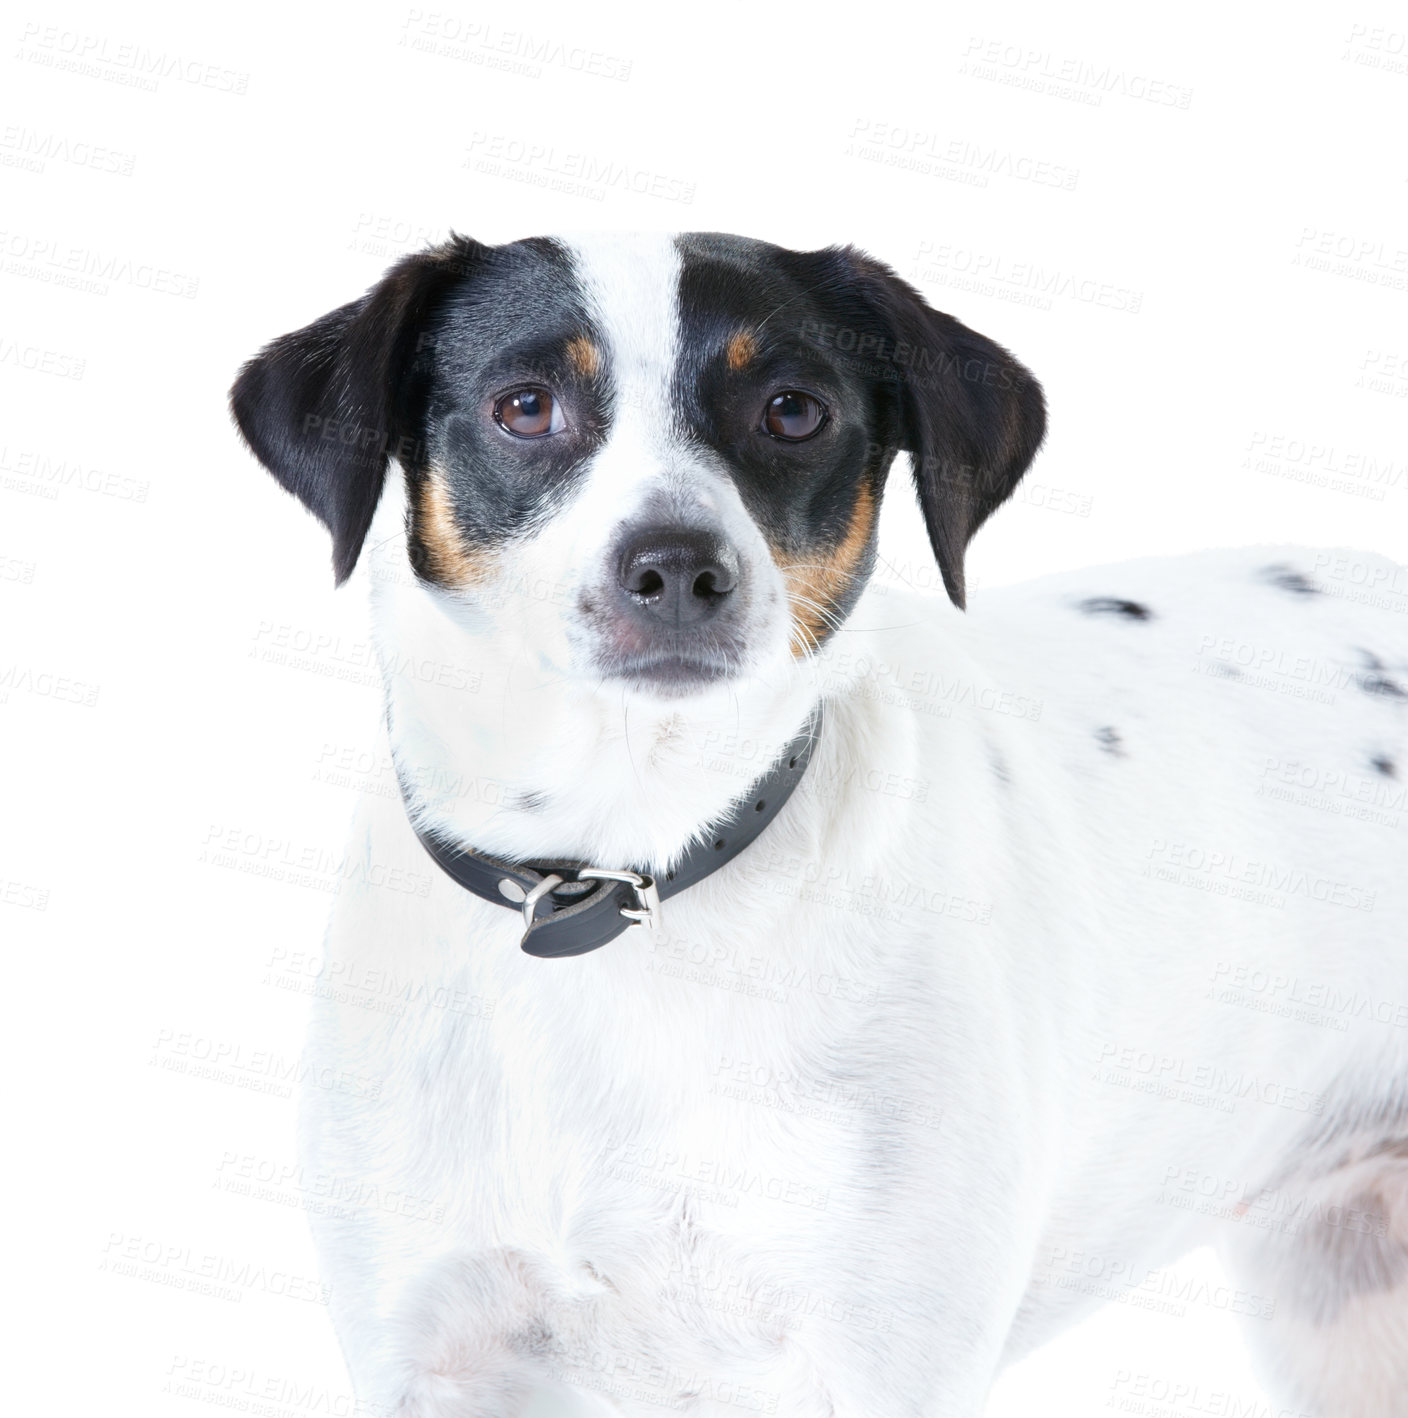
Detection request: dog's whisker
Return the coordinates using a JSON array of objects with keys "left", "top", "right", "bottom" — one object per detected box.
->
[
  {"left": 786, "top": 592, "right": 847, "bottom": 640},
  {"left": 787, "top": 589, "right": 844, "bottom": 622},
  {"left": 785, "top": 605, "right": 825, "bottom": 659},
  {"left": 781, "top": 562, "right": 867, "bottom": 582}
]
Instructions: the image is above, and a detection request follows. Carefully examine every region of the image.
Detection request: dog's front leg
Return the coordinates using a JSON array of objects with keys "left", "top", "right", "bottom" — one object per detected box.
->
[
  {"left": 777, "top": 1246, "right": 1031, "bottom": 1418},
  {"left": 642, "top": 1114, "right": 1042, "bottom": 1418}
]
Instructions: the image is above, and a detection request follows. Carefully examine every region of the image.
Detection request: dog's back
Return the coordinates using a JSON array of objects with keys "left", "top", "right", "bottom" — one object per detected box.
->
[{"left": 970, "top": 545, "right": 1408, "bottom": 1408}]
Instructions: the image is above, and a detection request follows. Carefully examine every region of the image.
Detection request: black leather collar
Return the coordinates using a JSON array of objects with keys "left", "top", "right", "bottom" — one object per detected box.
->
[{"left": 399, "top": 708, "right": 822, "bottom": 958}]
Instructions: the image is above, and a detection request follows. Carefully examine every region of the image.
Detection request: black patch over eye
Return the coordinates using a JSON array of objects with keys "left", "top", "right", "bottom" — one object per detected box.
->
[
  {"left": 494, "top": 387, "right": 563, "bottom": 438},
  {"left": 761, "top": 390, "right": 827, "bottom": 441}
]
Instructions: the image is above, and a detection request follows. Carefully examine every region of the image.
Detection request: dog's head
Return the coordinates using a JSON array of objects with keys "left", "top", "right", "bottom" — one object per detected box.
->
[{"left": 231, "top": 232, "right": 1044, "bottom": 700}]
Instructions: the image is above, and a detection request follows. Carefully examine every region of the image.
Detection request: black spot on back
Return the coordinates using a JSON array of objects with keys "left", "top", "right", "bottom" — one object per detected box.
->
[
  {"left": 1261, "top": 564, "right": 1320, "bottom": 596},
  {"left": 1357, "top": 649, "right": 1407, "bottom": 700},
  {"left": 1079, "top": 597, "right": 1152, "bottom": 621},
  {"left": 1370, "top": 755, "right": 1397, "bottom": 779},
  {"left": 1094, "top": 726, "right": 1125, "bottom": 756},
  {"left": 1363, "top": 677, "right": 1407, "bottom": 701},
  {"left": 987, "top": 745, "right": 1012, "bottom": 785}
]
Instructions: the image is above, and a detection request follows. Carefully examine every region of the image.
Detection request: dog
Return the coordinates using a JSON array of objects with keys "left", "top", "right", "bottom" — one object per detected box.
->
[{"left": 231, "top": 232, "right": 1408, "bottom": 1418}]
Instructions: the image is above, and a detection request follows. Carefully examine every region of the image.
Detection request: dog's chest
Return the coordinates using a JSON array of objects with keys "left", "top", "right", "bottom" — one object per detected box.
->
[
  {"left": 413, "top": 921, "right": 872, "bottom": 1229},
  {"left": 316, "top": 921, "right": 879, "bottom": 1408},
  {"left": 310, "top": 847, "right": 895, "bottom": 1241}
]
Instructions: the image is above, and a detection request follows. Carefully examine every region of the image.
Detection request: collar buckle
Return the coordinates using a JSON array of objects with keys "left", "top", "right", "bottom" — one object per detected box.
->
[
  {"left": 518, "top": 873, "right": 566, "bottom": 935},
  {"left": 578, "top": 867, "right": 662, "bottom": 931}
]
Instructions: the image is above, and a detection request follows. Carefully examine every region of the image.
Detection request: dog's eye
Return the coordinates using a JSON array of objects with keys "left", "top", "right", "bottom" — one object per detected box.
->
[
  {"left": 761, "top": 390, "right": 827, "bottom": 442},
  {"left": 494, "top": 387, "right": 564, "bottom": 438}
]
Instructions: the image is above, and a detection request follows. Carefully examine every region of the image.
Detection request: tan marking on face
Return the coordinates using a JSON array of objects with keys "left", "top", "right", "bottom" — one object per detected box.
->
[
  {"left": 725, "top": 330, "right": 757, "bottom": 373},
  {"left": 565, "top": 336, "right": 601, "bottom": 378},
  {"left": 415, "top": 467, "right": 491, "bottom": 586},
  {"left": 777, "top": 482, "right": 876, "bottom": 658}
]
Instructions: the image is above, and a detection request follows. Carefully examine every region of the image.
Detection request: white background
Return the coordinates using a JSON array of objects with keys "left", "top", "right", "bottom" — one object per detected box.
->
[{"left": 5, "top": 1, "right": 1407, "bottom": 1415}]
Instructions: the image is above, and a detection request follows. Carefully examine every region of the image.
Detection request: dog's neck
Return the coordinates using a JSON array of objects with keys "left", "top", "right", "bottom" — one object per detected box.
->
[{"left": 364, "top": 483, "right": 821, "bottom": 873}]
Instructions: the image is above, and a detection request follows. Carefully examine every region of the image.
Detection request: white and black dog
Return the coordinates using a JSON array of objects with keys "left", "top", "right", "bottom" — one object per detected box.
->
[{"left": 231, "top": 232, "right": 1408, "bottom": 1418}]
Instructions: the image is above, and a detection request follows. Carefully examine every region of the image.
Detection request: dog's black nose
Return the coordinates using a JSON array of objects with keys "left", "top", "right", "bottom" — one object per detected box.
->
[{"left": 616, "top": 529, "right": 739, "bottom": 626}]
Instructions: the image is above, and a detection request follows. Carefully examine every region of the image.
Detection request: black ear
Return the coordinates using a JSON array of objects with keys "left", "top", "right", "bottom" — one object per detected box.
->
[
  {"left": 229, "top": 237, "right": 481, "bottom": 584},
  {"left": 850, "top": 252, "right": 1046, "bottom": 608}
]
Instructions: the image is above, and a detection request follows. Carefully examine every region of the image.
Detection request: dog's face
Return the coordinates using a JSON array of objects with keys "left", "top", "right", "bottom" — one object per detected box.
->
[{"left": 232, "top": 233, "right": 1045, "bottom": 700}]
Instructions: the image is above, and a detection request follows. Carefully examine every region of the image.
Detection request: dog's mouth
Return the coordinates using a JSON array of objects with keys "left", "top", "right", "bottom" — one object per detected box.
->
[{"left": 592, "top": 646, "right": 741, "bottom": 696}]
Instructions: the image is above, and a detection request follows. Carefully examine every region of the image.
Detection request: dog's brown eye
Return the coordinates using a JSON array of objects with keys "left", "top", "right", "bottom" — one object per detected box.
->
[
  {"left": 761, "top": 390, "right": 826, "bottom": 441},
  {"left": 494, "top": 387, "right": 563, "bottom": 438}
]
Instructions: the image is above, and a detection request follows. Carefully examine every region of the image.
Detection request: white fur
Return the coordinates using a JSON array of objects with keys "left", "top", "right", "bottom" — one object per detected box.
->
[{"left": 299, "top": 249, "right": 1408, "bottom": 1417}]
